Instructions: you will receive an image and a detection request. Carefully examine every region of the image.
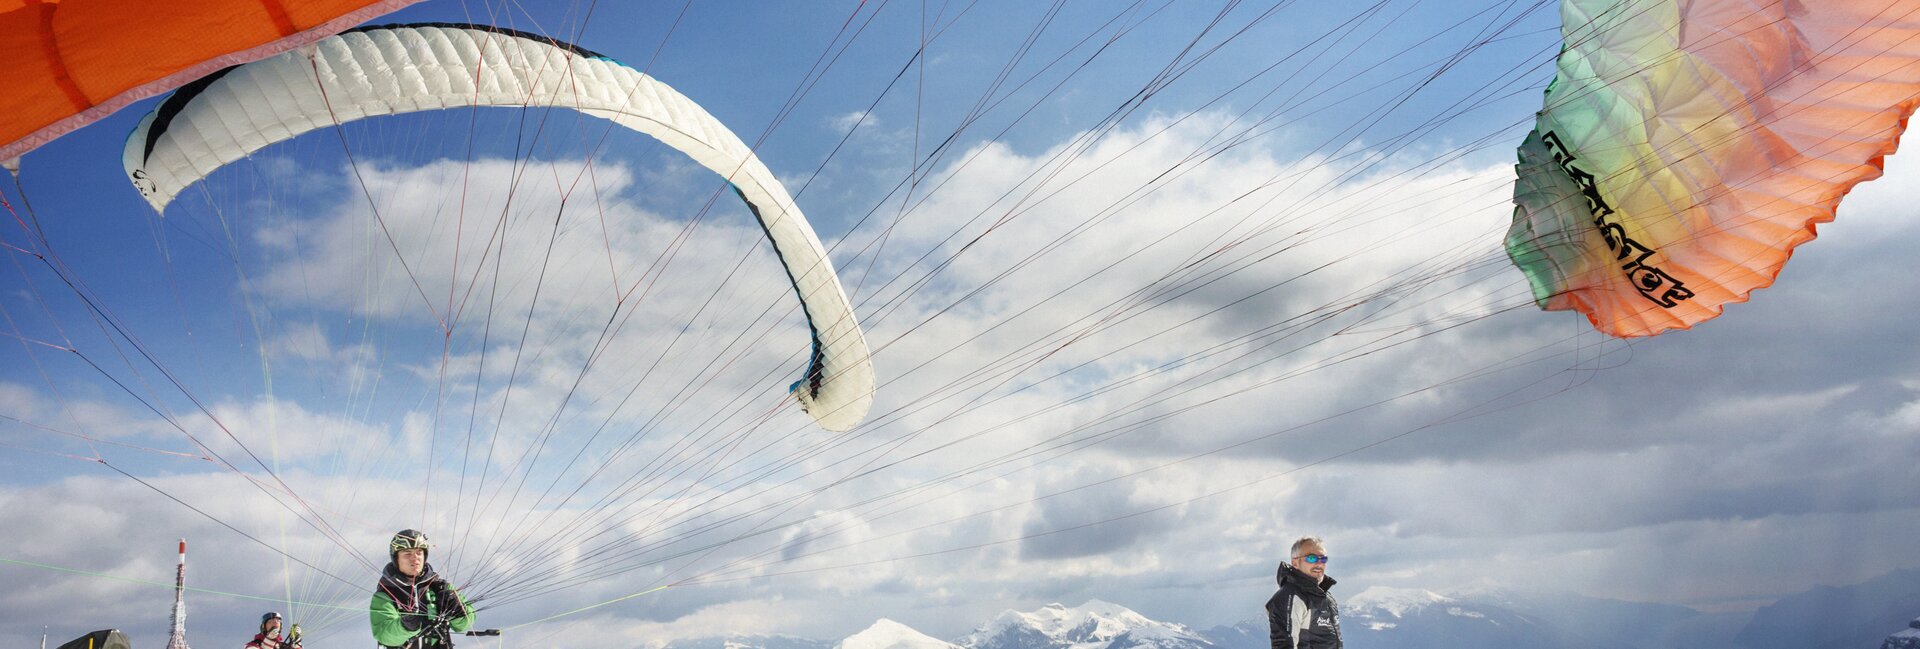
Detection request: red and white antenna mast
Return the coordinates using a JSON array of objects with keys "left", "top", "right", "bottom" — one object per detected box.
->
[{"left": 165, "top": 539, "right": 191, "bottom": 649}]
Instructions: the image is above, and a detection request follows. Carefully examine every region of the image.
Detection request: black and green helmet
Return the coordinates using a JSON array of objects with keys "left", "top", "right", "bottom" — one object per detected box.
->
[{"left": 389, "top": 529, "right": 431, "bottom": 559}]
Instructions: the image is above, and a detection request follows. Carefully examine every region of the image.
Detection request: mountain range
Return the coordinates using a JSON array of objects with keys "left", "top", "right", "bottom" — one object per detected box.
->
[{"left": 662, "top": 569, "right": 1920, "bottom": 649}]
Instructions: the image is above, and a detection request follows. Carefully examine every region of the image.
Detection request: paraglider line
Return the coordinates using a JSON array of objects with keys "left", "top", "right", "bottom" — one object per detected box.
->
[
  {"left": 501, "top": 583, "right": 671, "bottom": 630},
  {"left": 0, "top": 555, "right": 368, "bottom": 611}
]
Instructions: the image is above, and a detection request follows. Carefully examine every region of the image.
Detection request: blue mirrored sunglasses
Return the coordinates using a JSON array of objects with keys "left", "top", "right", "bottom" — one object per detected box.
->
[{"left": 1299, "top": 554, "right": 1329, "bottom": 564}]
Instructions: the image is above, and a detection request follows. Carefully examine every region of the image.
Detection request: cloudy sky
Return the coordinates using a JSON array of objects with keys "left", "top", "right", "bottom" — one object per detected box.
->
[{"left": 3, "top": 1, "right": 1918, "bottom": 648}]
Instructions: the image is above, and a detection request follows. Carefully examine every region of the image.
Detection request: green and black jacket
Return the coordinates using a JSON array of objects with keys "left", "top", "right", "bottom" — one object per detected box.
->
[{"left": 370, "top": 562, "right": 475, "bottom": 649}]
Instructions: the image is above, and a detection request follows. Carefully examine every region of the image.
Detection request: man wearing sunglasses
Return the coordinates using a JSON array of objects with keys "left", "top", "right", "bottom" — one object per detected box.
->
[{"left": 1265, "top": 537, "right": 1342, "bottom": 649}]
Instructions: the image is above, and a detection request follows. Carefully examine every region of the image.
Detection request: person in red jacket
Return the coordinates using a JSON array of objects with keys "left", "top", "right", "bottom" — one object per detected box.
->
[{"left": 245, "top": 612, "right": 301, "bottom": 649}]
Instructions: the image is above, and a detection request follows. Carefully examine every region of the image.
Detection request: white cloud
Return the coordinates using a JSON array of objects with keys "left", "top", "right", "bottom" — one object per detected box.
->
[
  {"left": 0, "top": 382, "right": 185, "bottom": 455},
  {"left": 266, "top": 323, "right": 338, "bottom": 363},
  {"left": 833, "top": 111, "right": 878, "bottom": 134},
  {"left": 8, "top": 101, "right": 1920, "bottom": 649}
]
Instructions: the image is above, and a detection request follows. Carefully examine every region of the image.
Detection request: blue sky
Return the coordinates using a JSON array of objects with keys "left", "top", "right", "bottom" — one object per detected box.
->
[{"left": 3, "top": 2, "right": 1918, "bottom": 649}]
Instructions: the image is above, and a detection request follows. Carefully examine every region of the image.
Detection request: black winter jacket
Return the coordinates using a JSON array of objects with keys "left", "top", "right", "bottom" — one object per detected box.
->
[{"left": 1264, "top": 564, "right": 1341, "bottom": 649}]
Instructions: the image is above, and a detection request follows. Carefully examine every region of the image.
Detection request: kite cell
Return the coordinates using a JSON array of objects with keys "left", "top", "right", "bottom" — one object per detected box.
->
[
  {"left": 1507, "top": 0, "right": 1920, "bottom": 337},
  {"left": 122, "top": 23, "right": 876, "bottom": 431},
  {"left": 0, "top": 0, "right": 419, "bottom": 163}
]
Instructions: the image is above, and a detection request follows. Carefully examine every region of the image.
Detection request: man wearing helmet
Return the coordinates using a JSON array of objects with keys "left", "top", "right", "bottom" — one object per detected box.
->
[
  {"left": 246, "top": 612, "right": 300, "bottom": 649},
  {"left": 370, "top": 529, "right": 475, "bottom": 649}
]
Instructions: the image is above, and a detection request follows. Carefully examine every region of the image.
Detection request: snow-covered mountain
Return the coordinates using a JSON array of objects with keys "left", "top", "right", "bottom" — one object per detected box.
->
[
  {"left": 1734, "top": 568, "right": 1920, "bottom": 649},
  {"left": 959, "top": 600, "right": 1214, "bottom": 649},
  {"left": 1456, "top": 586, "right": 1708, "bottom": 649},
  {"left": 1197, "top": 620, "right": 1263, "bottom": 649},
  {"left": 665, "top": 634, "right": 834, "bottom": 649},
  {"left": 1200, "top": 588, "right": 1583, "bottom": 649},
  {"left": 671, "top": 572, "right": 1920, "bottom": 649},
  {"left": 1884, "top": 616, "right": 1920, "bottom": 649},
  {"left": 841, "top": 620, "right": 960, "bottom": 649},
  {"left": 1336, "top": 587, "right": 1582, "bottom": 649},
  {"left": 664, "top": 637, "right": 829, "bottom": 649}
]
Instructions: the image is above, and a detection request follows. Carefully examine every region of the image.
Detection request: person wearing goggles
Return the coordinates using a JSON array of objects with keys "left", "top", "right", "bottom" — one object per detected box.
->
[{"left": 1264, "top": 536, "right": 1342, "bottom": 649}]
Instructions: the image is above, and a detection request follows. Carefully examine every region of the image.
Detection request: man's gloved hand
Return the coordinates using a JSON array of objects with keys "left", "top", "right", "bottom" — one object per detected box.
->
[
  {"left": 429, "top": 580, "right": 468, "bottom": 619},
  {"left": 400, "top": 611, "right": 430, "bottom": 632},
  {"left": 423, "top": 616, "right": 453, "bottom": 640}
]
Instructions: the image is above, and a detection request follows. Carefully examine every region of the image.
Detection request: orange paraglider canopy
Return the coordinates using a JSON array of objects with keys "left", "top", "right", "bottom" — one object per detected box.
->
[{"left": 0, "top": 0, "right": 418, "bottom": 163}]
